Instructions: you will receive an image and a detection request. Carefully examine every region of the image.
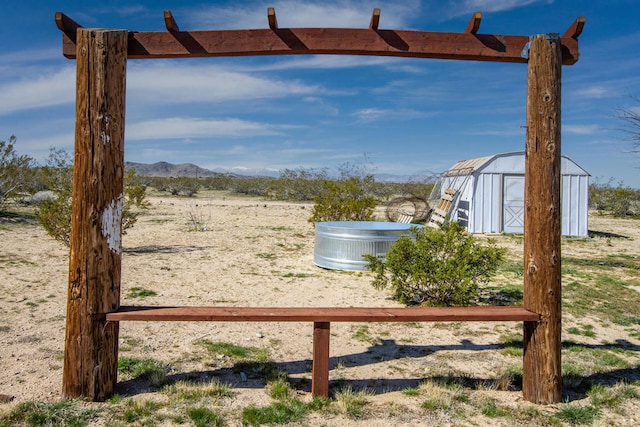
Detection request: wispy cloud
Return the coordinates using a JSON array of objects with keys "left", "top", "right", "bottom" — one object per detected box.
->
[
  {"left": 127, "top": 61, "right": 322, "bottom": 104},
  {"left": 570, "top": 85, "right": 616, "bottom": 100},
  {"left": 462, "top": 123, "right": 526, "bottom": 137},
  {"left": 73, "top": 4, "right": 150, "bottom": 24},
  {"left": 0, "top": 65, "right": 75, "bottom": 115},
  {"left": 181, "top": 0, "right": 419, "bottom": 30},
  {"left": 0, "top": 48, "right": 61, "bottom": 66},
  {"left": 246, "top": 55, "right": 397, "bottom": 72},
  {"left": 449, "top": 0, "right": 553, "bottom": 16},
  {"left": 126, "top": 117, "right": 283, "bottom": 140},
  {"left": 564, "top": 124, "right": 599, "bottom": 135},
  {"left": 353, "top": 107, "right": 435, "bottom": 122},
  {"left": 17, "top": 131, "right": 75, "bottom": 161}
]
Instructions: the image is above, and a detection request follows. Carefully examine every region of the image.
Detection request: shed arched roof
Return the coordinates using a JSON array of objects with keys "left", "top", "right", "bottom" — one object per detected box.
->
[{"left": 443, "top": 151, "right": 590, "bottom": 177}]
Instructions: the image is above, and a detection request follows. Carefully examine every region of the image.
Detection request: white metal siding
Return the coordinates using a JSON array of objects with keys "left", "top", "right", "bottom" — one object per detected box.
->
[
  {"left": 468, "top": 172, "right": 502, "bottom": 234},
  {"left": 561, "top": 174, "right": 589, "bottom": 236}
]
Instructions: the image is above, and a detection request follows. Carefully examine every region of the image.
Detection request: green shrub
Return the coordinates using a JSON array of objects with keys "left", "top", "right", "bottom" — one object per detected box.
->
[
  {"left": 0, "top": 135, "right": 34, "bottom": 209},
  {"left": 36, "top": 148, "right": 148, "bottom": 246},
  {"left": 201, "top": 174, "right": 235, "bottom": 191},
  {"left": 231, "top": 176, "right": 275, "bottom": 197},
  {"left": 309, "top": 176, "right": 376, "bottom": 223},
  {"left": 366, "top": 222, "right": 506, "bottom": 306},
  {"left": 267, "top": 167, "right": 328, "bottom": 201},
  {"left": 36, "top": 188, "right": 73, "bottom": 245},
  {"left": 589, "top": 181, "right": 640, "bottom": 218},
  {"left": 165, "top": 176, "right": 201, "bottom": 196}
]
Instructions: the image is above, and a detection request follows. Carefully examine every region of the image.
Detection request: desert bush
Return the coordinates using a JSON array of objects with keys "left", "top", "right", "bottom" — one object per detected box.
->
[
  {"left": 309, "top": 159, "right": 379, "bottom": 222},
  {"left": 36, "top": 148, "right": 148, "bottom": 246},
  {"left": 165, "top": 176, "right": 201, "bottom": 196},
  {"left": 121, "top": 169, "right": 149, "bottom": 228},
  {"left": 33, "top": 148, "right": 73, "bottom": 244},
  {"left": 267, "top": 167, "right": 328, "bottom": 201},
  {"left": 143, "top": 176, "right": 169, "bottom": 192},
  {"left": 589, "top": 180, "right": 640, "bottom": 217},
  {"left": 366, "top": 222, "right": 506, "bottom": 306},
  {"left": 141, "top": 176, "right": 200, "bottom": 196},
  {"left": 201, "top": 174, "right": 235, "bottom": 191},
  {"left": 187, "top": 202, "right": 211, "bottom": 232},
  {"left": 231, "top": 176, "right": 275, "bottom": 197},
  {"left": 400, "top": 179, "right": 437, "bottom": 201},
  {"left": 309, "top": 175, "right": 377, "bottom": 223},
  {"left": 0, "top": 135, "right": 35, "bottom": 209}
]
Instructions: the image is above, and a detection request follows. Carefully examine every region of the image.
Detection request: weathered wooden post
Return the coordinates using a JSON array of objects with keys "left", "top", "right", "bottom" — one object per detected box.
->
[
  {"left": 62, "top": 28, "right": 127, "bottom": 401},
  {"left": 522, "top": 34, "right": 563, "bottom": 404}
]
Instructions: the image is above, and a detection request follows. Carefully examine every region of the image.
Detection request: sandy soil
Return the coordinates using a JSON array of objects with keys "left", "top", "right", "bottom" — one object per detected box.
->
[{"left": 1, "top": 191, "right": 638, "bottom": 425}]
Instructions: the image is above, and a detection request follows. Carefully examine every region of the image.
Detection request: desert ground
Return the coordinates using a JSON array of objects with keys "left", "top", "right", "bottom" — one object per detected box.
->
[{"left": 1, "top": 190, "right": 639, "bottom": 426}]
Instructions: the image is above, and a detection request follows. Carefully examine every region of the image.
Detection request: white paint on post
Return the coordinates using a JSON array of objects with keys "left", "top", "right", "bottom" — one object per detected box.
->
[
  {"left": 101, "top": 195, "right": 123, "bottom": 254},
  {"left": 99, "top": 114, "right": 111, "bottom": 145}
]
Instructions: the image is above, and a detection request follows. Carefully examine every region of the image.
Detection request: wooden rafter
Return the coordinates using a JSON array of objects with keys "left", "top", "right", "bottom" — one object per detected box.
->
[
  {"left": 464, "top": 11, "right": 482, "bottom": 34},
  {"left": 55, "top": 12, "right": 82, "bottom": 40},
  {"left": 267, "top": 7, "right": 278, "bottom": 30},
  {"left": 369, "top": 8, "right": 381, "bottom": 30},
  {"left": 55, "top": 9, "right": 583, "bottom": 65},
  {"left": 563, "top": 15, "right": 585, "bottom": 39},
  {"left": 163, "top": 10, "right": 179, "bottom": 33}
]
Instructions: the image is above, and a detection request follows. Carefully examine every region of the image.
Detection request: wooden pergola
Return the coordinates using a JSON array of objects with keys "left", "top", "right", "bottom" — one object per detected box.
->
[{"left": 55, "top": 8, "right": 584, "bottom": 405}]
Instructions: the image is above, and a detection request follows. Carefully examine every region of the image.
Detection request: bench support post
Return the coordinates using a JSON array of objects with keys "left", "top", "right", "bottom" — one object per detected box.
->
[{"left": 312, "top": 322, "right": 331, "bottom": 397}]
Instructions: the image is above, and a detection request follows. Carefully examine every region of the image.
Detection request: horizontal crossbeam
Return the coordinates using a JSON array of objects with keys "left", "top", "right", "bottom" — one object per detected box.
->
[
  {"left": 55, "top": 11, "right": 583, "bottom": 65},
  {"left": 106, "top": 305, "right": 539, "bottom": 322}
]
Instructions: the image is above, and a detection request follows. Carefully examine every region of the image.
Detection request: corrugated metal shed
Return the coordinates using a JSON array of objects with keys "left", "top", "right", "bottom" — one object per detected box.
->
[{"left": 439, "top": 152, "right": 589, "bottom": 236}]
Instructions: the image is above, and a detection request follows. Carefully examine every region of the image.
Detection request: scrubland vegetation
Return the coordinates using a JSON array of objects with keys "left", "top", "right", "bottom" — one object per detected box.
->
[{"left": 1, "top": 135, "right": 639, "bottom": 426}]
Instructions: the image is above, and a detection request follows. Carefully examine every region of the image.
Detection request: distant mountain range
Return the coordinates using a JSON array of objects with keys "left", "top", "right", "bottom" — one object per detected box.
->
[
  {"left": 125, "top": 161, "right": 437, "bottom": 183},
  {"left": 125, "top": 161, "right": 238, "bottom": 178}
]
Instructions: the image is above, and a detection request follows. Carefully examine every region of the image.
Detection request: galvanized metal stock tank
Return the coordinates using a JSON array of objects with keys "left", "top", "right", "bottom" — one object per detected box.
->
[{"left": 313, "top": 221, "right": 423, "bottom": 271}]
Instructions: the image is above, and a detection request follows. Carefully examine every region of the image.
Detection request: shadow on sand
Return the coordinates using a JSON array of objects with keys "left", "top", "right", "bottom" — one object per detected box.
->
[
  {"left": 115, "top": 338, "right": 640, "bottom": 402},
  {"left": 123, "top": 244, "right": 215, "bottom": 255}
]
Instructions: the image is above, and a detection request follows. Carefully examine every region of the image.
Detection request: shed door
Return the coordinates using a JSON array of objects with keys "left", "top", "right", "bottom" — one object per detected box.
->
[{"left": 503, "top": 175, "right": 524, "bottom": 233}]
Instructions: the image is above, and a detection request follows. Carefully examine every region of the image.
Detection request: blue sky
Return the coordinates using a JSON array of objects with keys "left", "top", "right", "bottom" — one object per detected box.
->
[{"left": 1, "top": 0, "right": 639, "bottom": 187}]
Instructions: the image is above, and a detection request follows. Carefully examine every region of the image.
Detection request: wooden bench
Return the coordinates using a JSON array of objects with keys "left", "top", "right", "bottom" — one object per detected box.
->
[{"left": 107, "top": 305, "right": 539, "bottom": 397}]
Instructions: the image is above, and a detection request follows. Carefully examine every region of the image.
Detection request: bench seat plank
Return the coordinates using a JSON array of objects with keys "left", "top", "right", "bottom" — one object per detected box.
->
[
  {"left": 107, "top": 305, "right": 539, "bottom": 322},
  {"left": 106, "top": 305, "right": 538, "bottom": 398}
]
